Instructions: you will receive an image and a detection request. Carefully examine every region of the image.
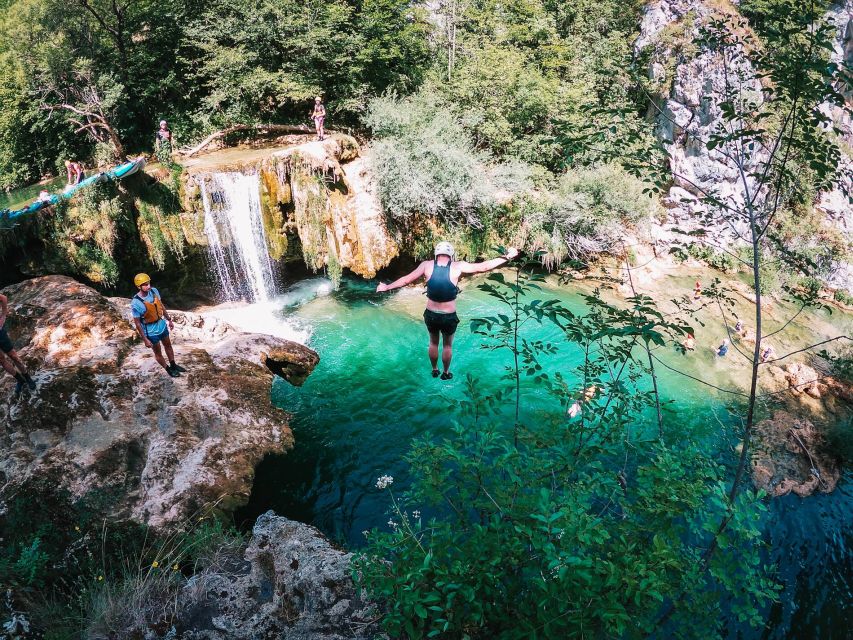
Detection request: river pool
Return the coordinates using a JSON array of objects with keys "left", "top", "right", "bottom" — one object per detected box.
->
[{"left": 221, "top": 271, "right": 851, "bottom": 640}]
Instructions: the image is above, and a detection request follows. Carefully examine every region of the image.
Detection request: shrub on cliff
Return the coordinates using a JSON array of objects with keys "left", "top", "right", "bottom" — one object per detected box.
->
[
  {"left": 365, "top": 91, "right": 532, "bottom": 229},
  {"left": 524, "top": 164, "right": 662, "bottom": 266}
]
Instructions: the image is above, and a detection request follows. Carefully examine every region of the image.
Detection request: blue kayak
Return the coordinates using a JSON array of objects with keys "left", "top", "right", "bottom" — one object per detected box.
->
[{"left": 1, "top": 157, "right": 147, "bottom": 224}]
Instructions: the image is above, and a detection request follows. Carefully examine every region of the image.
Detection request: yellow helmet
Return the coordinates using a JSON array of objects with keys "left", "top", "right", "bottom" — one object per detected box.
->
[{"left": 133, "top": 273, "right": 151, "bottom": 287}]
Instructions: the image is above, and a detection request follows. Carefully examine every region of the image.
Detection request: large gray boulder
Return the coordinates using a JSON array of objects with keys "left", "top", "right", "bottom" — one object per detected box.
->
[
  {"left": 174, "top": 512, "right": 379, "bottom": 640},
  {"left": 0, "top": 276, "right": 319, "bottom": 528}
]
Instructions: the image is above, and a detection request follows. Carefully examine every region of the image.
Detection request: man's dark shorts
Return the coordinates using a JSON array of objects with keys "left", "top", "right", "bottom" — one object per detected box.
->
[
  {"left": 0, "top": 326, "right": 14, "bottom": 354},
  {"left": 423, "top": 309, "right": 459, "bottom": 336},
  {"left": 146, "top": 327, "right": 170, "bottom": 346}
]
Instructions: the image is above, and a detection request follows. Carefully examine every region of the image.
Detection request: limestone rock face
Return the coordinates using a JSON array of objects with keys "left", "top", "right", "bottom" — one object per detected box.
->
[
  {"left": 0, "top": 276, "right": 319, "bottom": 528},
  {"left": 174, "top": 512, "right": 378, "bottom": 640},
  {"left": 636, "top": 0, "right": 764, "bottom": 241},
  {"left": 637, "top": 0, "right": 853, "bottom": 292},
  {"left": 182, "top": 134, "right": 399, "bottom": 280},
  {"left": 815, "top": 1, "right": 853, "bottom": 293}
]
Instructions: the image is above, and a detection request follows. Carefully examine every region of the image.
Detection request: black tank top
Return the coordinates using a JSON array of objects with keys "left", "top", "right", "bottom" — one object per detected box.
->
[{"left": 426, "top": 258, "right": 458, "bottom": 302}]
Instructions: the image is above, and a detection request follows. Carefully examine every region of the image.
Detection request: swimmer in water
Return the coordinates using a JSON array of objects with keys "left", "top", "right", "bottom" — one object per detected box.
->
[{"left": 567, "top": 385, "right": 599, "bottom": 418}]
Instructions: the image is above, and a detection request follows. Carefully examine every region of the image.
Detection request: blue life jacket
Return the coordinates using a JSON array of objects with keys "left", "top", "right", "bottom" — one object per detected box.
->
[{"left": 426, "top": 258, "right": 459, "bottom": 303}]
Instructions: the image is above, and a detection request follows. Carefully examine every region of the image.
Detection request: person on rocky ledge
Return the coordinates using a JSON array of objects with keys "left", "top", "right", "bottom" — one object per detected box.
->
[
  {"left": 376, "top": 243, "right": 519, "bottom": 380},
  {"left": 131, "top": 273, "right": 187, "bottom": 378},
  {"left": 155, "top": 119, "right": 174, "bottom": 167},
  {"left": 310, "top": 96, "right": 326, "bottom": 141},
  {"left": 0, "top": 292, "right": 37, "bottom": 397}
]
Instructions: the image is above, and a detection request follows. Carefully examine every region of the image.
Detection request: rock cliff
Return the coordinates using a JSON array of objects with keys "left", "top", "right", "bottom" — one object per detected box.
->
[
  {"left": 172, "top": 512, "right": 378, "bottom": 640},
  {"left": 636, "top": 0, "right": 853, "bottom": 292},
  {"left": 0, "top": 276, "right": 319, "bottom": 528},
  {"left": 181, "top": 134, "right": 399, "bottom": 282},
  {"left": 635, "top": 0, "right": 766, "bottom": 242}
]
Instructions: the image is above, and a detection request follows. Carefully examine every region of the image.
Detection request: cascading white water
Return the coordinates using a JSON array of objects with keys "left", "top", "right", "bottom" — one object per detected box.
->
[{"left": 200, "top": 172, "right": 277, "bottom": 302}]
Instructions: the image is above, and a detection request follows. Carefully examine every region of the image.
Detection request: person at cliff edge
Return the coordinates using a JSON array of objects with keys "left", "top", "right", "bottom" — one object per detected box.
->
[
  {"left": 375, "top": 243, "right": 519, "bottom": 380},
  {"left": 310, "top": 96, "right": 326, "bottom": 141},
  {"left": 131, "top": 273, "right": 187, "bottom": 378},
  {"left": 64, "top": 159, "right": 84, "bottom": 186},
  {"left": 0, "top": 292, "right": 37, "bottom": 397}
]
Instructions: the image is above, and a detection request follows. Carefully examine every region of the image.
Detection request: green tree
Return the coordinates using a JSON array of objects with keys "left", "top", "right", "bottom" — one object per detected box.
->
[
  {"left": 354, "top": 264, "right": 777, "bottom": 638},
  {"left": 566, "top": 0, "right": 852, "bottom": 628}
]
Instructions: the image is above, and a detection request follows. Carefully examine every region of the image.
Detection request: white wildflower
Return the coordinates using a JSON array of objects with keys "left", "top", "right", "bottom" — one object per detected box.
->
[
  {"left": 412, "top": 510, "right": 421, "bottom": 519},
  {"left": 376, "top": 475, "right": 394, "bottom": 490},
  {"left": 387, "top": 519, "right": 398, "bottom": 531}
]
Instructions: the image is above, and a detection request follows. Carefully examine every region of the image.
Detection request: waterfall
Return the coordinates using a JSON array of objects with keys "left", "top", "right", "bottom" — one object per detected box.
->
[{"left": 200, "top": 172, "right": 277, "bottom": 302}]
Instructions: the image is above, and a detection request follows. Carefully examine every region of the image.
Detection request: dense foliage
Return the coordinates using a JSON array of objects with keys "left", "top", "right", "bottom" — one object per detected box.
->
[
  {"left": 0, "top": 0, "right": 430, "bottom": 188},
  {"left": 0, "top": 480, "right": 243, "bottom": 637},
  {"left": 354, "top": 268, "right": 779, "bottom": 638}
]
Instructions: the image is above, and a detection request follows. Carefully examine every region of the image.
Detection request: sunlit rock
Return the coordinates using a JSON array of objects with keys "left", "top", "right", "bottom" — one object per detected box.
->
[
  {"left": 751, "top": 411, "right": 841, "bottom": 497},
  {"left": 0, "top": 276, "right": 318, "bottom": 528},
  {"left": 173, "top": 512, "right": 378, "bottom": 640}
]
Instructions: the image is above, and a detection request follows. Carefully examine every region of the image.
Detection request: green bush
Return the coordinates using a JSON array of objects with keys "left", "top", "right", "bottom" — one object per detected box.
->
[
  {"left": 834, "top": 289, "right": 853, "bottom": 306},
  {"left": 433, "top": 45, "right": 560, "bottom": 164},
  {"left": 365, "top": 90, "right": 532, "bottom": 228},
  {"left": 686, "top": 243, "right": 739, "bottom": 273},
  {"left": 354, "top": 268, "right": 778, "bottom": 638},
  {"left": 524, "top": 164, "right": 661, "bottom": 266}
]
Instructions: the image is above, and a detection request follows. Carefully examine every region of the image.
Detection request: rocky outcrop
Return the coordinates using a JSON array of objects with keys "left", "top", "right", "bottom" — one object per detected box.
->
[
  {"left": 0, "top": 276, "right": 318, "bottom": 528},
  {"left": 181, "top": 135, "right": 399, "bottom": 281},
  {"left": 635, "top": 0, "right": 765, "bottom": 239},
  {"left": 815, "top": 1, "right": 853, "bottom": 292},
  {"left": 173, "top": 512, "right": 378, "bottom": 640},
  {"left": 752, "top": 361, "right": 852, "bottom": 496},
  {"left": 636, "top": 0, "right": 853, "bottom": 292},
  {"left": 751, "top": 410, "right": 841, "bottom": 497}
]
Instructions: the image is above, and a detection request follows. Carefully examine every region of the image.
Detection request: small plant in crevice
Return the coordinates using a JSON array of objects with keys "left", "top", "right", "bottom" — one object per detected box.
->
[{"left": 326, "top": 245, "right": 342, "bottom": 290}]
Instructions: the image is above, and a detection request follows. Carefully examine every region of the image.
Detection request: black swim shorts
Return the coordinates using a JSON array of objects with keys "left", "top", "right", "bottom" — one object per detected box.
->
[
  {"left": 423, "top": 309, "right": 460, "bottom": 336},
  {"left": 0, "top": 326, "right": 13, "bottom": 354}
]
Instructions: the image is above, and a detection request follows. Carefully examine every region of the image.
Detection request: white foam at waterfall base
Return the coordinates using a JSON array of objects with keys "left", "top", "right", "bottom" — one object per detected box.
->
[
  {"left": 200, "top": 172, "right": 277, "bottom": 303},
  {"left": 203, "top": 279, "right": 335, "bottom": 345}
]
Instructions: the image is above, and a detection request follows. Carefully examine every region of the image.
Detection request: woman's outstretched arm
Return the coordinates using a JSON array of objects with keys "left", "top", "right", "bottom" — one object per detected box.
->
[{"left": 376, "top": 262, "right": 426, "bottom": 292}]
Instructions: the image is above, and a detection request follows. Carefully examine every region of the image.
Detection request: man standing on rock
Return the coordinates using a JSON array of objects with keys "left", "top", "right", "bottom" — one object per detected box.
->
[
  {"left": 0, "top": 292, "right": 37, "bottom": 397},
  {"left": 376, "top": 243, "right": 519, "bottom": 380},
  {"left": 131, "top": 273, "right": 187, "bottom": 378}
]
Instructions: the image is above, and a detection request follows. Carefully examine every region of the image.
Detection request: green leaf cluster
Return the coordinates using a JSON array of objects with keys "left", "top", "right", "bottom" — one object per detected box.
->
[{"left": 354, "top": 266, "right": 779, "bottom": 638}]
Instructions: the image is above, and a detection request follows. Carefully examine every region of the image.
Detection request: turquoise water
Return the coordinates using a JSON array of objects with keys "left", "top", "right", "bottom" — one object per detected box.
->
[
  {"left": 236, "top": 273, "right": 852, "bottom": 639},
  {"left": 0, "top": 176, "right": 65, "bottom": 212}
]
